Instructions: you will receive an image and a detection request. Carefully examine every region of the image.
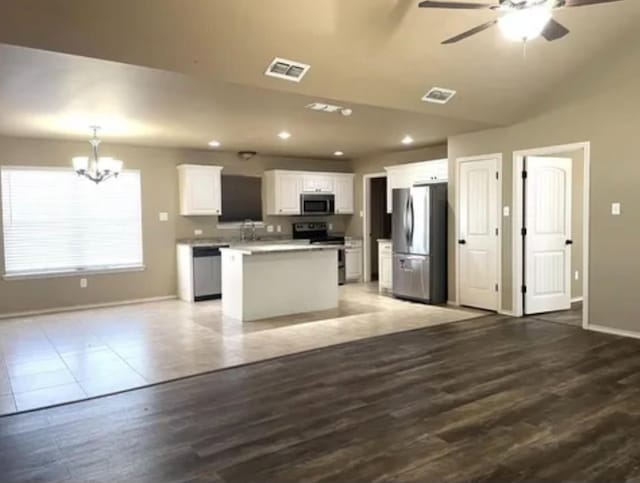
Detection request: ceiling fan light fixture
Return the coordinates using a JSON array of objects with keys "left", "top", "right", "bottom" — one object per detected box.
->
[{"left": 498, "top": 6, "right": 552, "bottom": 42}]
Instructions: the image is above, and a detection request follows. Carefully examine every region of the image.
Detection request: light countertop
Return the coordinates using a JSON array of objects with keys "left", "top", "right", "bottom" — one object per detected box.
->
[
  {"left": 177, "top": 237, "right": 299, "bottom": 247},
  {"left": 220, "top": 244, "right": 343, "bottom": 256}
]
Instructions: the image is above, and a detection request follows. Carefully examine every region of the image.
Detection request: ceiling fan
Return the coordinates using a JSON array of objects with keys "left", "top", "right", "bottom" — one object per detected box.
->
[{"left": 418, "top": 0, "right": 625, "bottom": 44}]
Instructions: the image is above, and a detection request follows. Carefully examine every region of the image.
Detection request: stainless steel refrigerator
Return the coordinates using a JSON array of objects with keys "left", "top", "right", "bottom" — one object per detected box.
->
[{"left": 392, "top": 184, "right": 447, "bottom": 304}]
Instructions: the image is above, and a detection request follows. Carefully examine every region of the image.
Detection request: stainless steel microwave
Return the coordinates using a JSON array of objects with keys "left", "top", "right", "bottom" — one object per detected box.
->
[{"left": 300, "top": 193, "right": 335, "bottom": 215}]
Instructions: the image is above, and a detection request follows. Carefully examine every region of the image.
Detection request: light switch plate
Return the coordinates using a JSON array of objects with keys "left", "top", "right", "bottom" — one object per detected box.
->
[
  {"left": 276, "top": 225, "right": 282, "bottom": 233},
  {"left": 159, "top": 212, "right": 169, "bottom": 222},
  {"left": 328, "top": 223, "right": 333, "bottom": 230},
  {"left": 80, "top": 278, "right": 88, "bottom": 288},
  {"left": 612, "top": 202, "right": 621, "bottom": 215},
  {"left": 503, "top": 206, "right": 510, "bottom": 217},
  {"left": 194, "top": 229, "right": 203, "bottom": 236},
  {"left": 267, "top": 225, "right": 274, "bottom": 233}
]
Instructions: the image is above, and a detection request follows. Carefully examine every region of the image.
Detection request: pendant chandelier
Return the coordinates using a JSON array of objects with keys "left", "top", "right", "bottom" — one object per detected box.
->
[{"left": 72, "top": 126, "right": 123, "bottom": 183}]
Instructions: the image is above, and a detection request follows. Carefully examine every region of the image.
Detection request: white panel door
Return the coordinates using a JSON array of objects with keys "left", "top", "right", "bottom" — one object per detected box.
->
[
  {"left": 459, "top": 159, "right": 499, "bottom": 310},
  {"left": 525, "top": 156, "right": 572, "bottom": 314}
]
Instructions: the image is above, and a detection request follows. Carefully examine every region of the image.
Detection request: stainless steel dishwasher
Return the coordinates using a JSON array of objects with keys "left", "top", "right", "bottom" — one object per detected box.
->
[{"left": 192, "top": 246, "right": 226, "bottom": 301}]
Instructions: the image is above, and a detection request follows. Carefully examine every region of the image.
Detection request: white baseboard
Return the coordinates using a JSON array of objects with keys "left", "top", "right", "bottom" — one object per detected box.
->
[
  {"left": 571, "top": 297, "right": 584, "bottom": 304},
  {"left": 587, "top": 324, "right": 640, "bottom": 341},
  {"left": 498, "top": 309, "right": 516, "bottom": 317},
  {"left": 0, "top": 295, "right": 178, "bottom": 320},
  {"left": 446, "top": 300, "right": 459, "bottom": 307}
]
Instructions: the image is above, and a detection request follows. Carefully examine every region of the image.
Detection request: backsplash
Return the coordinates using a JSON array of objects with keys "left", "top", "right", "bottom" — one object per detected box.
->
[{"left": 176, "top": 214, "right": 350, "bottom": 241}]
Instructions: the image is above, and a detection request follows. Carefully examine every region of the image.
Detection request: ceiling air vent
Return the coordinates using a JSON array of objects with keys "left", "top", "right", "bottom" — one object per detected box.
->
[
  {"left": 265, "top": 57, "right": 310, "bottom": 83},
  {"left": 422, "top": 87, "right": 457, "bottom": 104}
]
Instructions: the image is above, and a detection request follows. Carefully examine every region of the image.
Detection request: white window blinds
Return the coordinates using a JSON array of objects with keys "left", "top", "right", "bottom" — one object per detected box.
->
[{"left": 1, "top": 167, "right": 143, "bottom": 277}]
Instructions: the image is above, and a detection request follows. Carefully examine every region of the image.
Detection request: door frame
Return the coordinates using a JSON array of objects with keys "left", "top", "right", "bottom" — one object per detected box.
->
[
  {"left": 512, "top": 142, "right": 590, "bottom": 329},
  {"left": 362, "top": 171, "right": 388, "bottom": 283},
  {"left": 455, "top": 154, "right": 503, "bottom": 312}
]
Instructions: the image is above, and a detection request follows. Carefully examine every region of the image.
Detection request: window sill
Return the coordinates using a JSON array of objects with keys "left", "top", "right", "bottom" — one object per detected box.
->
[{"left": 3, "top": 265, "right": 146, "bottom": 281}]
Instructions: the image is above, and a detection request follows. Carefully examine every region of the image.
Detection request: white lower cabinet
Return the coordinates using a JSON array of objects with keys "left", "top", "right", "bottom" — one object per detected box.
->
[
  {"left": 378, "top": 240, "right": 393, "bottom": 291},
  {"left": 345, "top": 247, "right": 362, "bottom": 282}
]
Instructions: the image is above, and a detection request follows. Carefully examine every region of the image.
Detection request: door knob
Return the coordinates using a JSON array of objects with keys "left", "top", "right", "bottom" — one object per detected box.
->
[
  {"left": 458, "top": 239, "right": 467, "bottom": 245},
  {"left": 565, "top": 240, "right": 573, "bottom": 245}
]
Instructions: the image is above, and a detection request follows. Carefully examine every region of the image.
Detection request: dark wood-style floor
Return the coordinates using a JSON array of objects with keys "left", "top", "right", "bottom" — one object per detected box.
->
[{"left": 3, "top": 313, "right": 640, "bottom": 482}]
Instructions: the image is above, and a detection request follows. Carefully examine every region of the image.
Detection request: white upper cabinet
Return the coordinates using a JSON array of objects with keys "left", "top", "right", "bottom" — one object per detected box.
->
[
  {"left": 264, "top": 170, "right": 303, "bottom": 215},
  {"left": 177, "top": 164, "right": 223, "bottom": 216},
  {"left": 385, "top": 159, "right": 448, "bottom": 213},
  {"left": 334, "top": 173, "right": 354, "bottom": 214},
  {"left": 302, "top": 174, "right": 335, "bottom": 193},
  {"left": 265, "top": 170, "right": 354, "bottom": 216}
]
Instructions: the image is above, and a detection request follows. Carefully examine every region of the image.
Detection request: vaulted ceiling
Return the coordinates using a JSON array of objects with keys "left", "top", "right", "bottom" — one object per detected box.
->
[{"left": 0, "top": 0, "right": 637, "bottom": 158}]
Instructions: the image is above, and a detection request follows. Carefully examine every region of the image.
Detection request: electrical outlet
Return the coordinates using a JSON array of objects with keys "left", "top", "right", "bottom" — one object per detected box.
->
[
  {"left": 276, "top": 225, "right": 282, "bottom": 233},
  {"left": 575, "top": 270, "right": 579, "bottom": 281},
  {"left": 611, "top": 202, "right": 621, "bottom": 216},
  {"left": 80, "top": 278, "right": 88, "bottom": 288},
  {"left": 267, "top": 225, "right": 274, "bottom": 233},
  {"left": 503, "top": 206, "right": 510, "bottom": 217},
  {"left": 194, "top": 229, "right": 203, "bottom": 236},
  {"left": 359, "top": 210, "right": 364, "bottom": 218},
  {"left": 328, "top": 223, "right": 333, "bottom": 231}
]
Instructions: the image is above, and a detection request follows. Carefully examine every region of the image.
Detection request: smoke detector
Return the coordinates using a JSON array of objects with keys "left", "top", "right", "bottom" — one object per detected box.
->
[
  {"left": 237, "top": 151, "right": 257, "bottom": 161},
  {"left": 422, "top": 87, "right": 457, "bottom": 104},
  {"left": 265, "top": 57, "right": 310, "bottom": 83}
]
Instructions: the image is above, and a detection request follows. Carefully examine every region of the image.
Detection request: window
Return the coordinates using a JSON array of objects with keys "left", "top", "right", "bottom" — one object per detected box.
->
[
  {"left": 220, "top": 175, "right": 263, "bottom": 223},
  {"left": 1, "top": 166, "right": 143, "bottom": 278}
]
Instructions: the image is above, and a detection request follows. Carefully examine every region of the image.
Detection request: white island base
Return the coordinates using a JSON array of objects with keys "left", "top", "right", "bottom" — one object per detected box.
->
[{"left": 220, "top": 245, "right": 339, "bottom": 321}]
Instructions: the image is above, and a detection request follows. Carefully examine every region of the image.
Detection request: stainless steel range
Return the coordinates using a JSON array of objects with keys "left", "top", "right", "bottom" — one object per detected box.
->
[{"left": 292, "top": 222, "right": 345, "bottom": 285}]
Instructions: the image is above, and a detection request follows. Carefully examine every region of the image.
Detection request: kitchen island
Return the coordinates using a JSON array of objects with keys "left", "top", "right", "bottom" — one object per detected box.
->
[{"left": 220, "top": 244, "right": 340, "bottom": 321}]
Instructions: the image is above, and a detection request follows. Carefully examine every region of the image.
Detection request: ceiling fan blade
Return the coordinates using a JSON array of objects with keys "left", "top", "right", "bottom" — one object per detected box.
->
[
  {"left": 418, "top": 1, "right": 494, "bottom": 9},
  {"left": 442, "top": 19, "right": 498, "bottom": 44},
  {"left": 562, "top": 0, "right": 625, "bottom": 7},
  {"left": 541, "top": 18, "right": 570, "bottom": 41}
]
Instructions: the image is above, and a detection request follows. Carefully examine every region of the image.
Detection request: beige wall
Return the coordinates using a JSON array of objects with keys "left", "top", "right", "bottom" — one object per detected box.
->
[
  {"left": 0, "top": 135, "right": 350, "bottom": 315},
  {"left": 448, "top": 33, "right": 640, "bottom": 331}
]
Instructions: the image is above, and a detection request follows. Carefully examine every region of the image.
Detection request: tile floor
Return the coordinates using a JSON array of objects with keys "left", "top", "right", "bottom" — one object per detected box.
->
[{"left": 0, "top": 283, "right": 481, "bottom": 415}]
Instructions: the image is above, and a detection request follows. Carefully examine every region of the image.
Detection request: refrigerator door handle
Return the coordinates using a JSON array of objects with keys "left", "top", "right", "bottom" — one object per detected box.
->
[
  {"left": 409, "top": 196, "right": 415, "bottom": 244},
  {"left": 405, "top": 196, "right": 412, "bottom": 243}
]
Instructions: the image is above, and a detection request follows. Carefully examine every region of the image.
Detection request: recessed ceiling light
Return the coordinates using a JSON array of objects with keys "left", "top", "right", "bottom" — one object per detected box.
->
[
  {"left": 401, "top": 135, "right": 414, "bottom": 145},
  {"left": 333, "top": 151, "right": 344, "bottom": 157},
  {"left": 208, "top": 140, "right": 221, "bottom": 147},
  {"left": 278, "top": 131, "right": 291, "bottom": 140}
]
